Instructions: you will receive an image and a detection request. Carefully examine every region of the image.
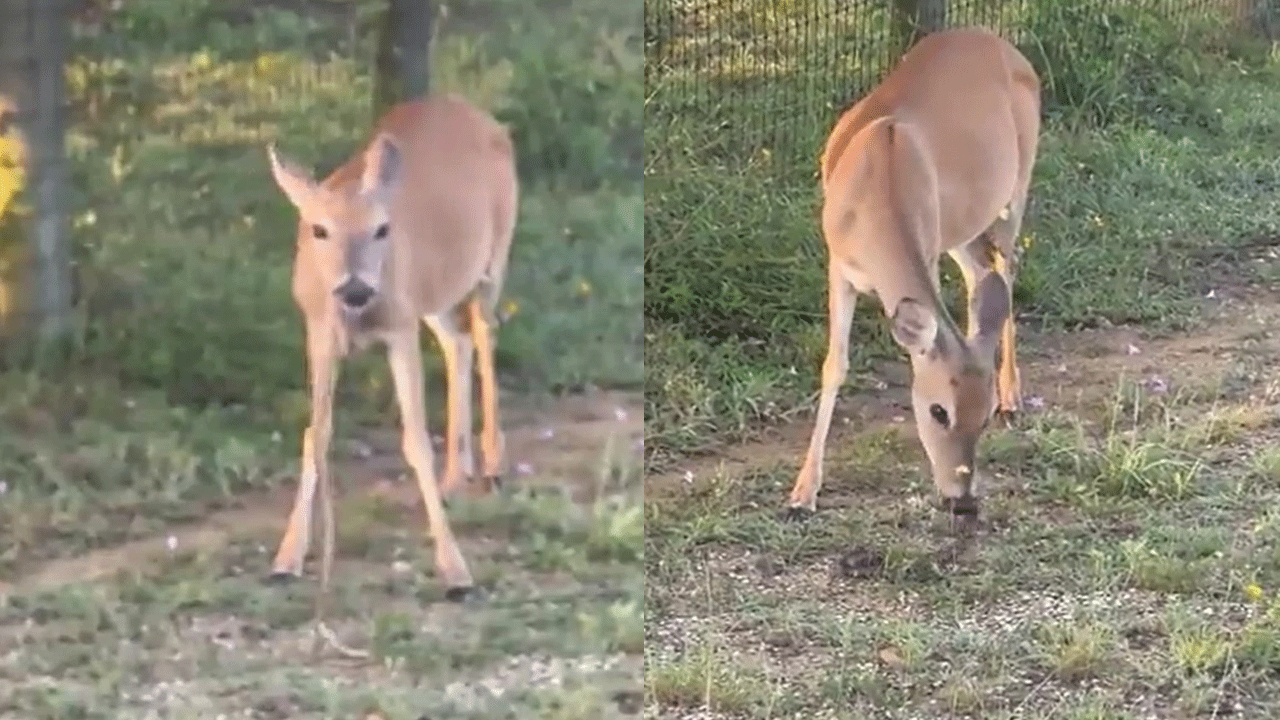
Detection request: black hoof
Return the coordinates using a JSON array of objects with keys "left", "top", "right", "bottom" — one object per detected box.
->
[
  {"left": 264, "top": 571, "right": 297, "bottom": 586},
  {"left": 995, "top": 409, "right": 1019, "bottom": 428},
  {"left": 783, "top": 506, "right": 814, "bottom": 523},
  {"left": 444, "top": 585, "right": 475, "bottom": 603},
  {"left": 483, "top": 475, "right": 504, "bottom": 492},
  {"left": 943, "top": 495, "right": 980, "bottom": 517}
]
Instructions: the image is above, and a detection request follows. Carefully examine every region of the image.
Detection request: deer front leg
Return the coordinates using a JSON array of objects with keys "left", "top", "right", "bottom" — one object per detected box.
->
[
  {"left": 425, "top": 312, "right": 476, "bottom": 495},
  {"left": 271, "top": 323, "right": 339, "bottom": 579},
  {"left": 788, "top": 265, "right": 858, "bottom": 517},
  {"left": 983, "top": 205, "right": 1026, "bottom": 418},
  {"left": 952, "top": 229, "right": 1022, "bottom": 420},
  {"left": 386, "top": 331, "right": 474, "bottom": 597}
]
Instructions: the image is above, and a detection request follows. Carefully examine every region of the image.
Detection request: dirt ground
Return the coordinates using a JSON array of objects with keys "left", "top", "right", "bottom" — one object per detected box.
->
[
  {"left": 649, "top": 281, "right": 1278, "bottom": 490},
  {"left": 645, "top": 292, "right": 1280, "bottom": 719},
  {"left": 1, "top": 389, "right": 645, "bottom": 719},
  {"left": 2, "top": 390, "right": 639, "bottom": 595}
]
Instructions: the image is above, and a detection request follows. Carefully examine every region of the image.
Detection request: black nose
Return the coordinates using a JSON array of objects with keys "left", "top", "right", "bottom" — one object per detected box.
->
[{"left": 335, "top": 277, "right": 374, "bottom": 308}]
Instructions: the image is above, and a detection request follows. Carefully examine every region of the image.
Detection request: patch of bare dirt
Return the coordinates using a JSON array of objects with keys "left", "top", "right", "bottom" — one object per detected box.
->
[
  {"left": 646, "top": 296, "right": 1280, "bottom": 495},
  {"left": 0, "top": 389, "right": 641, "bottom": 599}
]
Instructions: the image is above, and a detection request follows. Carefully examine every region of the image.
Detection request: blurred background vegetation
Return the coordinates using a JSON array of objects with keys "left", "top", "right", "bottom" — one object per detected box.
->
[
  {"left": 0, "top": 0, "right": 640, "bottom": 565},
  {"left": 644, "top": 0, "right": 1280, "bottom": 469}
]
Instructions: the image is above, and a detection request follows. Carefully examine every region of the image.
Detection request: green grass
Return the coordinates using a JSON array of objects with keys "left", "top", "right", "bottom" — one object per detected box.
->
[
  {"left": 644, "top": 7, "right": 1280, "bottom": 469},
  {"left": 64, "top": 0, "right": 641, "bottom": 406},
  {"left": 644, "top": 316, "right": 1280, "bottom": 717},
  {"left": 644, "top": 2, "right": 1280, "bottom": 718},
  {"left": 1, "top": 476, "right": 644, "bottom": 718},
  {"left": 0, "top": 0, "right": 641, "bottom": 713}
]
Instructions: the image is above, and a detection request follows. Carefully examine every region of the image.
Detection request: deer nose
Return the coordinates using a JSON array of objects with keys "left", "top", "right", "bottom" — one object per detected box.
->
[
  {"left": 335, "top": 277, "right": 374, "bottom": 308},
  {"left": 949, "top": 465, "right": 978, "bottom": 515}
]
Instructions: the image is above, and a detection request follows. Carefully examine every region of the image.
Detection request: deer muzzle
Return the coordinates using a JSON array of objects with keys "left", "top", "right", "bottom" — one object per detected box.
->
[{"left": 334, "top": 276, "right": 375, "bottom": 310}]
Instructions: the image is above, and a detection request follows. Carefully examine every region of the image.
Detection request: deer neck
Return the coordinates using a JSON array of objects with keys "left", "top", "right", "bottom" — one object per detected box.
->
[{"left": 872, "top": 248, "right": 965, "bottom": 349}]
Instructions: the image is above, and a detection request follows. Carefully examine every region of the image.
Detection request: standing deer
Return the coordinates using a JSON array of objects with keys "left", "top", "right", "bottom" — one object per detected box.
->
[
  {"left": 266, "top": 94, "right": 518, "bottom": 599},
  {"left": 787, "top": 27, "right": 1041, "bottom": 518}
]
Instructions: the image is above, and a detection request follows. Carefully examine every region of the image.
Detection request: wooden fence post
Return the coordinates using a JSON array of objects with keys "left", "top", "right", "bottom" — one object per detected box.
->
[
  {"left": 892, "top": 0, "right": 949, "bottom": 57},
  {"left": 0, "top": 0, "right": 73, "bottom": 349},
  {"left": 372, "top": 0, "right": 436, "bottom": 120}
]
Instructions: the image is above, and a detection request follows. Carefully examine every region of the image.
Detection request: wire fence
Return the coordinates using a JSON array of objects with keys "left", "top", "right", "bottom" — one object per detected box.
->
[
  {"left": 645, "top": 0, "right": 1267, "bottom": 168},
  {"left": 0, "top": 0, "right": 393, "bottom": 353},
  {"left": 0, "top": 0, "right": 641, "bottom": 400}
]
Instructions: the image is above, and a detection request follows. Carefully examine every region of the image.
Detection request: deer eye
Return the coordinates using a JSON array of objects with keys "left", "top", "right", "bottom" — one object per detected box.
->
[
  {"left": 373, "top": 223, "right": 390, "bottom": 240},
  {"left": 311, "top": 224, "right": 328, "bottom": 240},
  {"left": 929, "top": 404, "right": 950, "bottom": 428}
]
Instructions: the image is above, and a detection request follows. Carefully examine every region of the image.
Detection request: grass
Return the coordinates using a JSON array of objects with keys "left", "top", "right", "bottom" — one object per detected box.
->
[
  {"left": 1, "top": 474, "right": 644, "bottom": 718},
  {"left": 61, "top": 0, "right": 641, "bottom": 405},
  {"left": 0, "top": 0, "right": 641, "bottom": 714},
  {"left": 643, "top": 0, "right": 1280, "bottom": 470},
  {"left": 645, "top": 317, "right": 1280, "bottom": 717},
  {"left": 646, "top": 63, "right": 1280, "bottom": 466},
  {"left": 644, "top": 2, "right": 1280, "bottom": 718}
]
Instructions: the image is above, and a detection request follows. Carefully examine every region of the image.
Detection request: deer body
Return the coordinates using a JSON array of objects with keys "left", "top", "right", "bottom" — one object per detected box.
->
[
  {"left": 267, "top": 94, "right": 518, "bottom": 594},
  {"left": 788, "top": 27, "right": 1041, "bottom": 515}
]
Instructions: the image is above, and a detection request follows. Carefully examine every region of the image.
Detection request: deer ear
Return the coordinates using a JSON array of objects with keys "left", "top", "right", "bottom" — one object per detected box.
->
[
  {"left": 360, "top": 132, "right": 404, "bottom": 197},
  {"left": 972, "top": 273, "right": 1011, "bottom": 358},
  {"left": 266, "top": 144, "right": 318, "bottom": 211},
  {"left": 890, "top": 297, "right": 939, "bottom": 356}
]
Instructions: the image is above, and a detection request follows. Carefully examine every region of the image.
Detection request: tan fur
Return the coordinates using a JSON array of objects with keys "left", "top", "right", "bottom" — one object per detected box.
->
[
  {"left": 266, "top": 94, "right": 518, "bottom": 591},
  {"left": 788, "top": 27, "right": 1041, "bottom": 512}
]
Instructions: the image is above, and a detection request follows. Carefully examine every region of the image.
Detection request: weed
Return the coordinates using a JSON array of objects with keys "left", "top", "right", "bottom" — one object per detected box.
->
[
  {"left": 1031, "top": 622, "right": 1116, "bottom": 681},
  {"left": 643, "top": 645, "right": 779, "bottom": 713}
]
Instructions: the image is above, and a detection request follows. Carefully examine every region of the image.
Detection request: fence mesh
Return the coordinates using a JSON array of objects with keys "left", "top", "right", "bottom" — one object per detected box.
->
[
  {"left": 0, "top": 0, "right": 642, "bottom": 402},
  {"left": 645, "top": 0, "right": 1261, "bottom": 168}
]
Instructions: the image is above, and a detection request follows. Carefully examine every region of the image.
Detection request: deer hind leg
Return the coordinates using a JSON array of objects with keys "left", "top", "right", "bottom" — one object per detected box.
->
[
  {"left": 386, "top": 329, "right": 474, "bottom": 594},
  {"left": 992, "top": 243, "right": 1021, "bottom": 418},
  {"left": 787, "top": 264, "right": 858, "bottom": 516},
  {"left": 955, "top": 202, "right": 1026, "bottom": 419},
  {"left": 989, "top": 194, "right": 1029, "bottom": 417},
  {"left": 424, "top": 311, "right": 476, "bottom": 496},
  {"left": 987, "top": 89, "right": 1040, "bottom": 418},
  {"left": 271, "top": 323, "right": 339, "bottom": 579},
  {"left": 468, "top": 286, "right": 505, "bottom": 486}
]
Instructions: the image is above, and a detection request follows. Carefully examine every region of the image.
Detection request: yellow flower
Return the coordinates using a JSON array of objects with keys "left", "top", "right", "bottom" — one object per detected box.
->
[
  {"left": 500, "top": 298, "right": 520, "bottom": 320},
  {"left": 192, "top": 50, "right": 214, "bottom": 71},
  {"left": 575, "top": 279, "right": 592, "bottom": 297},
  {"left": 0, "top": 120, "right": 26, "bottom": 220},
  {"left": 1245, "top": 583, "right": 1264, "bottom": 602}
]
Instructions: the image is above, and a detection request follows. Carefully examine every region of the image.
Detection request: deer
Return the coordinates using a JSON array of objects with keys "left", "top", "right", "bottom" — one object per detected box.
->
[
  {"left": 786, "top": 27, "right": 1041, "bottom": 520},
  {"left": 264, "top": 94, "right": 518, "bottom": 613}
]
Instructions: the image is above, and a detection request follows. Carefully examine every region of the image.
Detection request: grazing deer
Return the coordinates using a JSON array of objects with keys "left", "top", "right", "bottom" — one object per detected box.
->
[
  {"left": 787, "top": 27, "right": 1041, "bottom": 518},
  {"left": 265, "top": 94, "right": 518, "bottom": 599}
]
